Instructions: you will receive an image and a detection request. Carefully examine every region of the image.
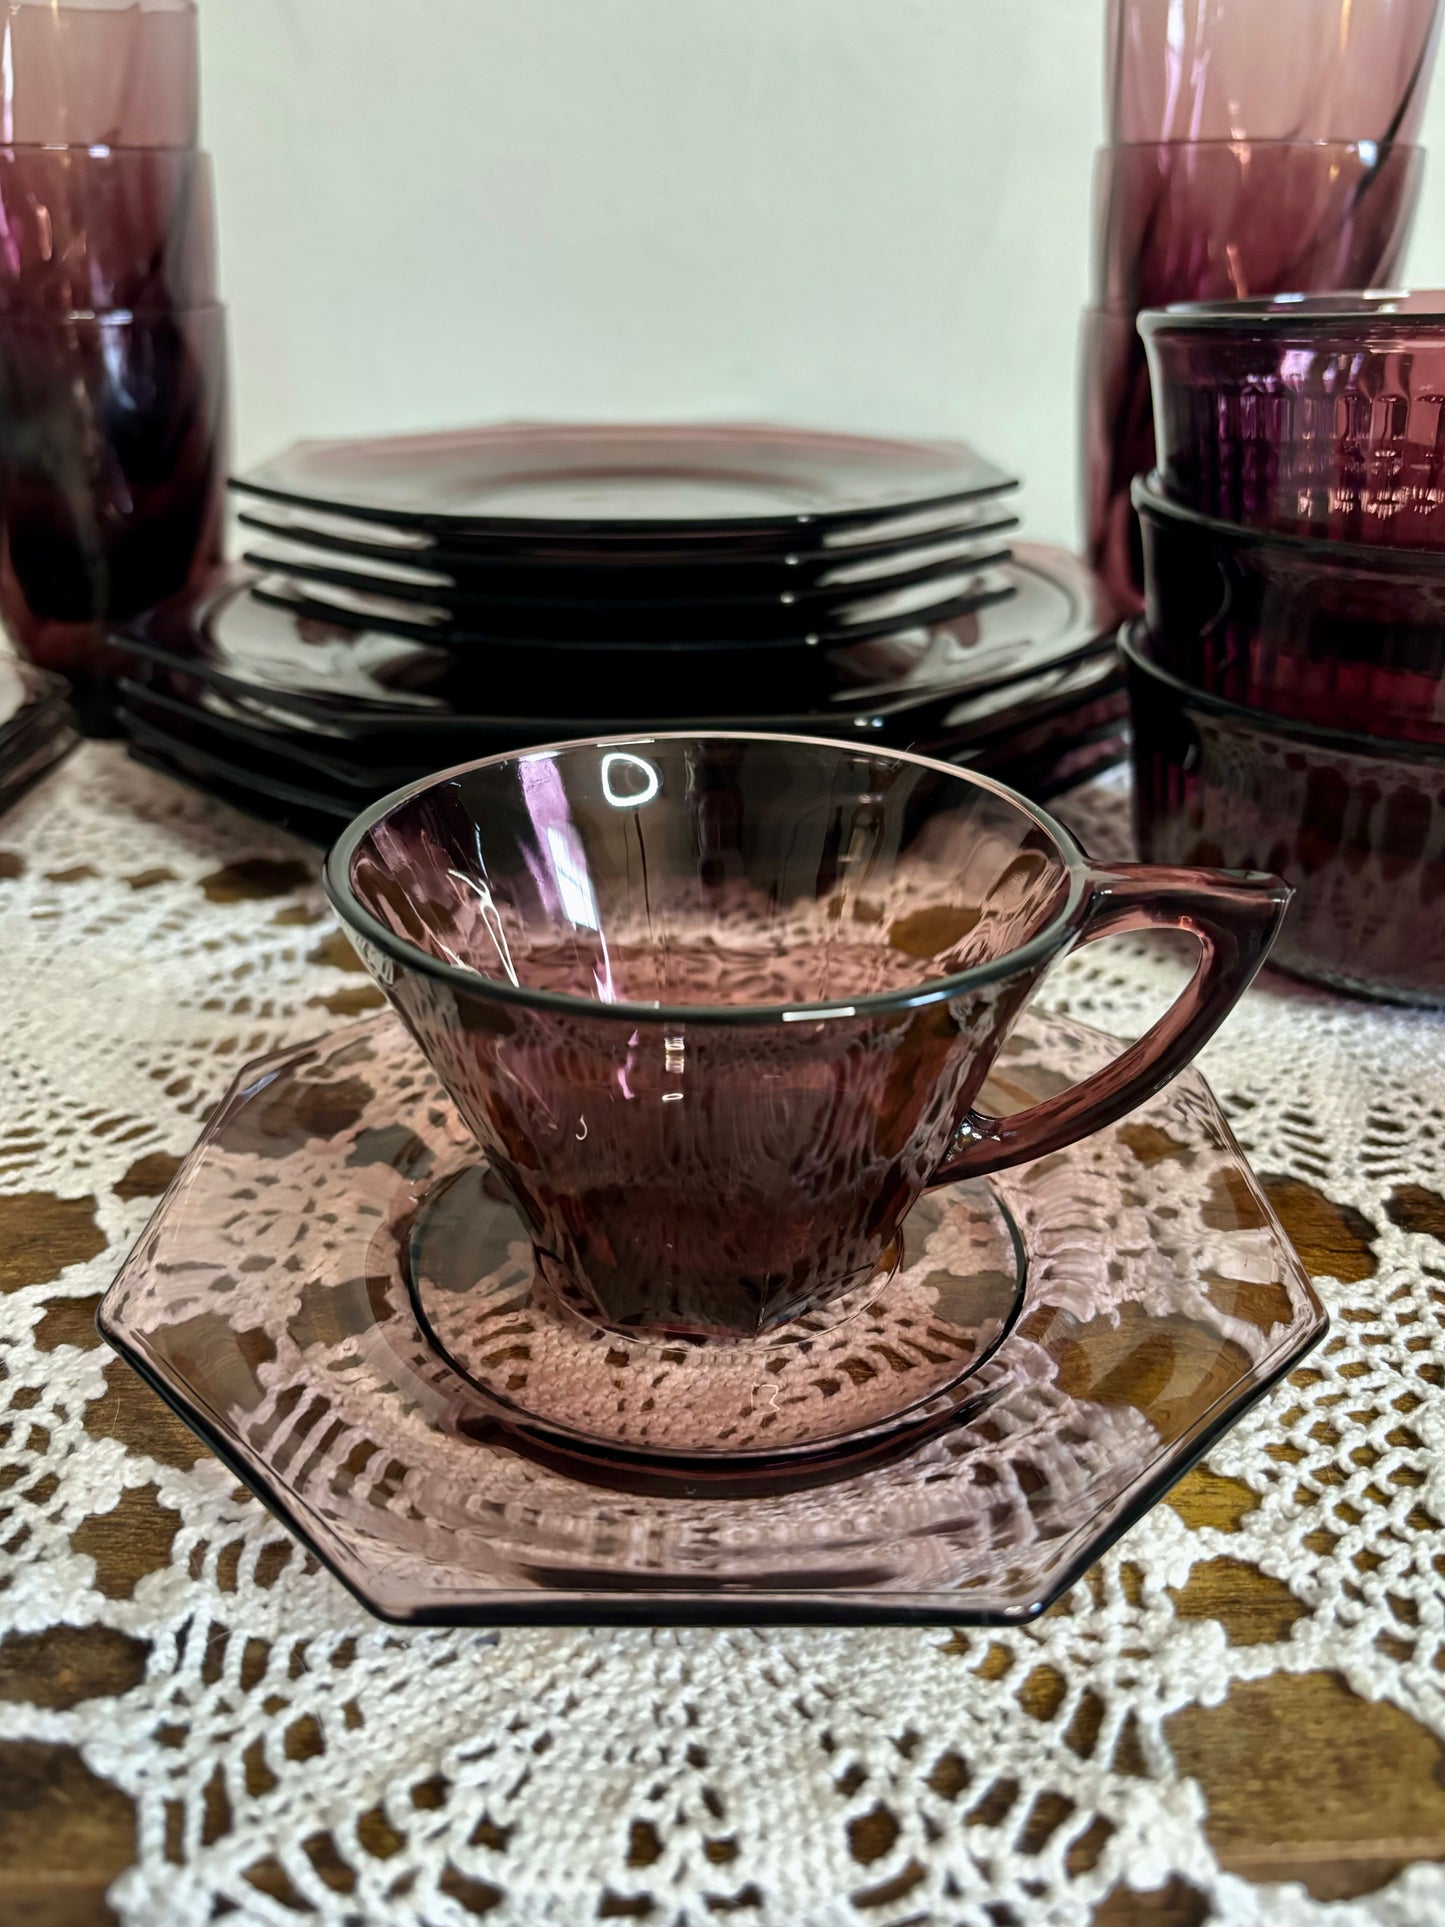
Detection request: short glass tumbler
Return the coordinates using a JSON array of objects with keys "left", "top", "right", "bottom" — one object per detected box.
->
[{"left": 326, "top": 734, "right": 1289, "bottom": 1340}]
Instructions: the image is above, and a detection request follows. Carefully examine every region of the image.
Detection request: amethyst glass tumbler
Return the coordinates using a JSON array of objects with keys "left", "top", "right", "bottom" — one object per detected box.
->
[
  {"left": 325, "top": 734, "right": 1289, "bottom": 1340},
  {"left": 0, "top": 304, "right": 228, "bottom": 728},
  {"left": 1093, "top": 144, "right": 1424, "bottom": 319},
  {"left": 0, "top": 0, "right": 199, "bottom": 148},
  {"left": 1082, "top": 306, "right": 1155, "bottom": 622},
  {"left": 1106, "top": 0, "right": 1443, "bottom": 145},
  {"left": 0, "top": 146, "right": 217, "bottom": 317}
]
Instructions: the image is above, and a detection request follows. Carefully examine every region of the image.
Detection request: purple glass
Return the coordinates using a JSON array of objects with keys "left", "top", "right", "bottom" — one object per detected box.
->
[
  {"left": 97, "top": 1004, "right": 1327, "bottom": 1623},
  {"left": 236, "top": 530, "right": 1016, "bottom": 646},
  {"left": 234, "top": 493, "right": 1022, "bottom": 595},
  {"left": 1083, "top": 146, "right": 1423, "bottom": 614},
  {"left": 1143, "top": 291, "right": 1445, "bottom": 546},
  {"left": 115, "top": 644, "right": 1130, "bottom": 840},
  {"left": 1094, "top": 144, "right": 1424, "bottom": 318},
  {"left": 1081, "top": 306, "right": 1154, "bottom": 621},
  {"left": 115, "top": 548, "right": 1112, "bottom": 735},
  {"left": 1136, "top": 476, "right": 1445, "bottom": 743},
  {"left": 0, "top": 146, "right": 216, "bottom": 316},
  {"left": 234, "top": 423, "right": 1017, "bottom": 547},
  {"left": 1106, "top": 0, "right": 1442, "bottom": 144},
  {"left": 0, "top": 304, "right": 228, "bottom": 727},
  {"left": 0, "top": 714, "right": 76, "bottom": 813},
  {"left": 245, "top": 557, "right": 1015, "bottom": 655},
  {"left": 1123, "top": 622, "right": 1445, "bottom": 1005},
  {"left": 325, "top": 735, "right": 1287, "bottom": 1341},
  {"left": 0, "top": 0, "right": 199, "bottom": 148}
]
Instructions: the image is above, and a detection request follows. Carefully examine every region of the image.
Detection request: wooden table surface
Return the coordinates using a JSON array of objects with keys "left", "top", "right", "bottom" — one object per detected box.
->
[{"left": 4, "top": 1170, "right": 1439, "bottom": 1926}]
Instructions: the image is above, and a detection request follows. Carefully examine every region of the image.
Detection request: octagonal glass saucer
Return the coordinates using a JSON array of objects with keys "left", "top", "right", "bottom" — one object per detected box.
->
[{"left": 98, "top": 1010, "right": 1326, "bottom": 1627}]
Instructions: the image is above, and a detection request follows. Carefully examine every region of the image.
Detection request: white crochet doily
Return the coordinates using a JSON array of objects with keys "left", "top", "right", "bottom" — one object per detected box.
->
[{"left": 2, "top": 744, "right": 1444, "bottom": 1926}]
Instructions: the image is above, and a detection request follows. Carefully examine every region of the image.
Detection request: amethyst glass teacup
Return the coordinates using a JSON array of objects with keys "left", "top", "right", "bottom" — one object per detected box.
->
[{"left": 325, "top": 733, "right": 1289, "bottom": 1340}]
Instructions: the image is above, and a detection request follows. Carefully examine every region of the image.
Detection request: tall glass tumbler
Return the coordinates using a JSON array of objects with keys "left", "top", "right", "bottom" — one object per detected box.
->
[
  {"left": 0, "top": 305, "right": 229, "bottom": 728},
  {"left": 0, "top": 0, "right": 199, "bottom": 148},
  {"left": 1106, "top": 0, "right": 1443, "bottom": 147}
]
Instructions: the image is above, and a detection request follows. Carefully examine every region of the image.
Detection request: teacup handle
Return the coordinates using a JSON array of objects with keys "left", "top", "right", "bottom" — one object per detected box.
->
[{"left": 929, "top": 863, "right": 1292, "bottom": 1185}]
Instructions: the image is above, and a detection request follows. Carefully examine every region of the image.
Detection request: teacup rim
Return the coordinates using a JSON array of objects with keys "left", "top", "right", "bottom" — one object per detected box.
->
[{"left": 322, "top": 731, "right": 1093, "bottom": 1027}]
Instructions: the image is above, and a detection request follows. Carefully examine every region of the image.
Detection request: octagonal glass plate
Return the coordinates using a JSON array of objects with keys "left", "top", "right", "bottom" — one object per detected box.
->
[
  {"left": 99, "top": 1009, "right": 1326, "bottom": 1626},
  {"left": 232, "top": 422, "right": 1015, "bottom": 541},
  {"left": 113, "top": 547, "right": 1114, "bottom": 734}
]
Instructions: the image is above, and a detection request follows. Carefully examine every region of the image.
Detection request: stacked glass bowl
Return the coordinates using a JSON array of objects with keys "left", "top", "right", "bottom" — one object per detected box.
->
[{"left": 1126, "top": 292, "right": 1445, "bottom": 1007}]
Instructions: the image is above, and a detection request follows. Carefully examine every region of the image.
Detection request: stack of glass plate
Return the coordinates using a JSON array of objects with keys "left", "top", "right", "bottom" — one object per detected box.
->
[
  {"left": 0, "top": 650, "right": 77, "bottom": 817},
  {"left": 110, "top": 422, "right": 1127, "bottom": 838}
]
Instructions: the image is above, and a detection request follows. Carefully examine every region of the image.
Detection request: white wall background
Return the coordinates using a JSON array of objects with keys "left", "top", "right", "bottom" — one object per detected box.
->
[{"left": 199, "top": 0, "right": 1445, "bottom": 549}]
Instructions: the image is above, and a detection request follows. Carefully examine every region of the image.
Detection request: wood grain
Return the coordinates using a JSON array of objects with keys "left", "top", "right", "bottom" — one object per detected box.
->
[
  {"left": 0, "top": 1741, "right": 134, "bottom": 1927},
  {"left": 1168, "top": 1672, "right": 1445, "bottom": 1903}
]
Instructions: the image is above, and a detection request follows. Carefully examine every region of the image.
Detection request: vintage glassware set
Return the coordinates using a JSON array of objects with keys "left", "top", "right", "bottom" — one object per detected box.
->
[
  {"left": 1084, "top": 0, "right": 1442, "bottom": 614},
  {"left": 16, "top": 0, "right": 1445, "bottom": 1619}
]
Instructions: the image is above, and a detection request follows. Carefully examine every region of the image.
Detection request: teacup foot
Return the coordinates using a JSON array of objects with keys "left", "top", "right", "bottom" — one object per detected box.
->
[{"left": 406, "top": 1164, "right": 1027, "bottom": 1462}]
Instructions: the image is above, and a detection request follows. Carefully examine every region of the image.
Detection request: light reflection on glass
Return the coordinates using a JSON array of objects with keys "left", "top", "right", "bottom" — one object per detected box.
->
[
  {"left": 545, "top": 824, "right": 599, "bottom": 931},
  {"left": 519, "top": 753, "right": 615, "bottom": 999},
  {"left": 601, "top": 751, "right": 661, "bottom": 809}
]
